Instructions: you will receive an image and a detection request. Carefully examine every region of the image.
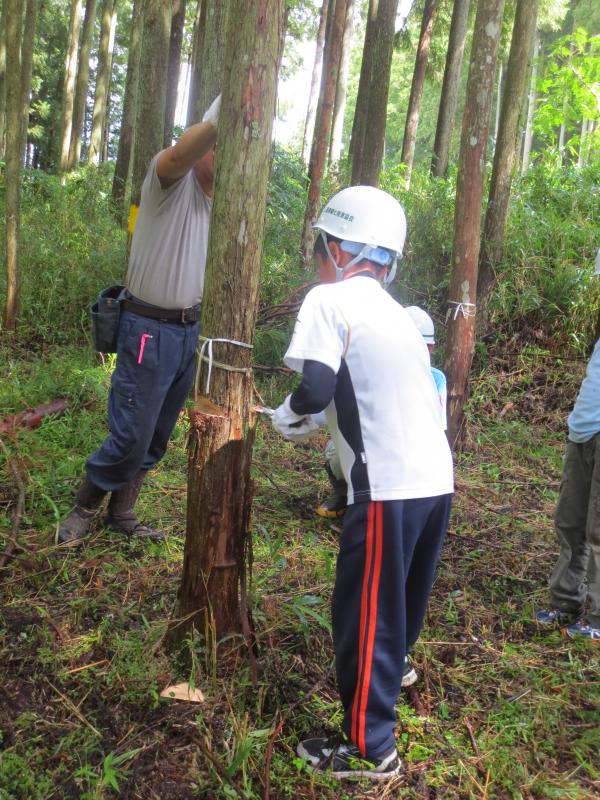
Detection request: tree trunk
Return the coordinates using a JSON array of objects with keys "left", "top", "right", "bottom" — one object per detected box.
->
[
  {"left": 400, "top": 0, "right": 437, "bottom": 187},
  {"left": 4, "top": 0, "right": 23, "bottom": 331},
  {"left": 521, "top": 29, "right": 539, "bottom": 174},
  {"left": 431, "top": 0, "right": 470, "bottom": 176},
  {"left": 478, "top": 0, "right": 538, "bottom": 321},
  {"left": 130, "top": 0, "right": 171, "bottom": 208},
  {"left": 69, "top": 0, "right": 97, "bottom": 168},
  {"left": 300, "top": 0, "right": 347, "bottom": 265},
  {"left": 19, "top": 0, "right": 38, "bottom": 162},
  {"left": 443, "top": 0, "right": 505, "bottom": 447},
  {"left": 302, "top": 0, "right": 329, "bottom": 164},
  {"left": 494, "top": 60, "right": 503, "bottom": 142},
  {"left": 111, "top": 0, "right": 143, "bottom": 221},
  {"left": 163, "top": 0, "right": 187, "bottom": 147},
  {"left": 58, "top": 0, "right": 83, "bottom": 173},
  {"left": 88, "top": 0, "right": 117, "bottom": 165},
  {"left": 356, "top": 0, "right": 399, "bottom": 186},
  {"left": 577, "top": 118, "right": 589, "bottom": 167},
  {"left": 0, "top": 1, "right": 7, "bottom": 162},
  {"left": 329, "top": 0, "right": 353, "bottom": 163},
  {"left": 558, "top": 92, "right": 567, "bottom": 159},
  {"left": 186, "top": 0, "right": 230, "bottom": 125},
  {"left": 165, "top": 0, "right": 284, "bottom": 653},
  {"left": 348, "top": 0, "right": 377, "bottom": 177}
]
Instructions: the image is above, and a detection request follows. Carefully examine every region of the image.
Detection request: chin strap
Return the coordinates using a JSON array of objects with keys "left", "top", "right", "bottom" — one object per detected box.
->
[{"left": 319, "top": 231, "right": 400, "bottom": 288}]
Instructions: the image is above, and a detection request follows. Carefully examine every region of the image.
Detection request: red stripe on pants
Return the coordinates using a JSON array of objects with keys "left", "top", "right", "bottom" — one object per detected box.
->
[{"left": 352, "top": 501, "right": 384, "bottom": 755}]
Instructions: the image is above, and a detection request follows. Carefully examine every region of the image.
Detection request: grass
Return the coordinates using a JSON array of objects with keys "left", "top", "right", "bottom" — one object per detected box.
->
[{"left": 1, "top": 337, "right": 599, "bottom": 799}]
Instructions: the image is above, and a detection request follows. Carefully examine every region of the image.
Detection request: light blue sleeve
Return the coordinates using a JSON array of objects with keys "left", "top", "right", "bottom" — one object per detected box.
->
[{"left": 430, "top": 367, "right": 447, "bottom": 431}]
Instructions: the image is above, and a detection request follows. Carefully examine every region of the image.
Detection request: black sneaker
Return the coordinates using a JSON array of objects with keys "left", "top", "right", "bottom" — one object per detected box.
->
[
  {"left": 401, "top": 655, "right": 418, "bottom": 687},
  {"left": 297, "top": 735, "right": 401, "bottom": 781}
]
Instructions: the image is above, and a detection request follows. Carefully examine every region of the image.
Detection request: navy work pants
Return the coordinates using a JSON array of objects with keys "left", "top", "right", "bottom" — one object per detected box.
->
[
  {"left": 332, "top": 494, "right": 452, "bottom": 759},
  {"left": 86, "top": 310, "right": 199, "bottom": 492}
]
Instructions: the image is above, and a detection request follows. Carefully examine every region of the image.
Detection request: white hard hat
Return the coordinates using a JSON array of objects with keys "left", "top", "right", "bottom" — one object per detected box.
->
[
  {"left": 405, "top": 306, "right": 435, "bottom": 344},
  {"left": 313, "top": 186, "right": 407, "bottom": 257}
]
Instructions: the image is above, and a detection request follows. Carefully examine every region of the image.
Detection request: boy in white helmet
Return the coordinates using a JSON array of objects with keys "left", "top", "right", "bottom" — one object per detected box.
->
[
  {"left": 271, "top": 186, "right": 454, "bottom": 781},
  {"left": 315, "top": 305, "right": 447, "bottom": 523}
]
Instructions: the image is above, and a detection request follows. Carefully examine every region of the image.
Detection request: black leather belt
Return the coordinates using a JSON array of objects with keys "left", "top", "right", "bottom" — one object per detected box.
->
[{"left": 122, "top": 299, "right": 201, "bottom": 324}]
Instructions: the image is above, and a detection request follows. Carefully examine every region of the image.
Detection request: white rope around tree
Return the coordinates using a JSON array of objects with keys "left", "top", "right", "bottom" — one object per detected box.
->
[
  {"left": 446, "top": 301, "right": 477, "bottom": 321},
  {"left": 195, "top": 335, "right": 254, "bottom": 395}
]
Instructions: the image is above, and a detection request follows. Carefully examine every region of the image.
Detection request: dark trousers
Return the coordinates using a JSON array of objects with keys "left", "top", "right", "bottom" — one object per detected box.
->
[
  {"left": 549, "top": 436, "right": 600, "bottom": 626},
  {"left": 86, "top": 310, "right": 199, "bottom": 492},
  {"left": 332, "top": 494, "right": 452, "bottom": 759}
]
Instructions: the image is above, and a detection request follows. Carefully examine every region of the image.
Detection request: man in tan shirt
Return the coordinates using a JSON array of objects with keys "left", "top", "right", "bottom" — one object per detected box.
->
[{"left": 58, "top": 97, "right": 221, "bottom": 546}]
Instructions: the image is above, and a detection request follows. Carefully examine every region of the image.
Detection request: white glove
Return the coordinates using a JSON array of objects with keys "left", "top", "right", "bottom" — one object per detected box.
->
[
  {"left": 272, "top": 395, "right": 320, "bottom": 442},
  {"left": 202, "top": 94, "right": 221, "bottom": 128},
  {"left": 312, "top": 410, "right": 327, "bottom": 428}
]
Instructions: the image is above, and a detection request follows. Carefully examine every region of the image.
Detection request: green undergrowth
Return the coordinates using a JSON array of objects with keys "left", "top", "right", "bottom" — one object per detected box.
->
[{"left": 1, "top": 339, "right": 599, "bottom": 799}]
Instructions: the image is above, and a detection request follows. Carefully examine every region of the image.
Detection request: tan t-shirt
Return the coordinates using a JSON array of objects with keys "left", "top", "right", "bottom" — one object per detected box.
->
[{"left": 126, "top": 152, "right": 212, "bottom": 309}]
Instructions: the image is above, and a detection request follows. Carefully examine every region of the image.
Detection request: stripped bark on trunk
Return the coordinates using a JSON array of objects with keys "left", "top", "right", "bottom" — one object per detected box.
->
[
  {"left": 165, "top": 0, "right": 284, "bottom": 652},
  {"left": 19, "top": 0, "right": 38, "bottom": 161},
  {"left": 443, "top": 0, "right": 506, "bottom": 447}
]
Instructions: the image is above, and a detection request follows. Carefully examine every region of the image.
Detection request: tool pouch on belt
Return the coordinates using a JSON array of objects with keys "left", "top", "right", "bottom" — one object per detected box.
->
[{"left": 90, "top": 285, "right": 126, "bottom": 353}]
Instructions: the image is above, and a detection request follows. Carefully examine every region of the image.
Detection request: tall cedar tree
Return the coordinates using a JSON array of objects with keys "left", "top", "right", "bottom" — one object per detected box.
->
[
  {"left": 130, "top": 0, "right": 172, "bottom": 210},
  {"left": 186, "top": 0, "right": 230, "bottom": 125},
  {"left": 329, "top": 0, "right": 354, "bottom": 163},
  {"left": 163, "top": 0, "right": 187, "bottom": 147},
  {"left": 88, "top": 0, "right": 117, "bottom": 164},
  {"left": 443, "top": 0, "right": 506, "bottom": 446},
  {"left": 431, "top": 0, "right": 471, "bottom": 176},
  {"left": 400, "top": 0, "right": 438, "bottom": 185},
  {"left": 58, "top": 0, "right": 83, "bottom": 173},
  {"left": 165, "top": 0, "right": 285, "bottom": 650},
  {"left": 69, "top": 0, "right": 98, "bottom": 168},
  {"left": 521, "top": 31, "right": 539, "bottom": 173},
  {"left": 348, "top": 0, "right": 375, "bottom": 170},
  {"left": 478, "top": 0, "right": 539, "bottom": 318},
  {"left": 300, "top": 0, "right": 348, "bottom": 265},
  {"left": 111, "top": 0, "right": 143, "bottom": 218},
  {"left": 350, "top": 0, "right": 399, "bottom": 186},
  {"left": 4, "top": 0, "right": 23, "bottom": 330},
  {"left": 0, "top": 1, "right": 6, "bottom": 161},
  {"left": 20, "top": 0, "right": 38, "bottom": 161},
  {"left": 302, "top": 0, "right": 329, "bottom": 163}
]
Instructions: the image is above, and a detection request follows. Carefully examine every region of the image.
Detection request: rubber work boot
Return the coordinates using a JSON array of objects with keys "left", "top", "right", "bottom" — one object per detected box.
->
[
  {"left": 107, "top": 471, "right": 166, "bottom": 542},
  {"left": 316, "top": 464, "right": 348, "bottom": 519},
  {"left": 57, "top": 477, "right": 107, "bottom": 546}
]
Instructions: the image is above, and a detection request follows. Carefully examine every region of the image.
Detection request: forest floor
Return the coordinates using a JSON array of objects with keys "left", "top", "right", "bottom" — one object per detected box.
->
[{"left": 0, "top": 338, "right": 599, "bottom": 800}]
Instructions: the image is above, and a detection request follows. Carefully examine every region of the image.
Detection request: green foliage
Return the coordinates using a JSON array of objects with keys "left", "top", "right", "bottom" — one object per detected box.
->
[
  {"left": 535, "top": 29, "right": 600, "bottom": 154},
  {"left": 0, "top": 166, "right": 126, "bottom": 346}
]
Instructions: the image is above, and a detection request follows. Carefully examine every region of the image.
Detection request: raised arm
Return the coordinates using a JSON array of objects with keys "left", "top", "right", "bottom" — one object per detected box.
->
[{"left": 156, "top": 95, "right": 220, "bottom": 186}]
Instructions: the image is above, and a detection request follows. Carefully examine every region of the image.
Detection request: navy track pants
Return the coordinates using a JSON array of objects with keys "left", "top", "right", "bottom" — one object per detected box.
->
[
  {"left": 86, "top": 310, "right": 199, "bottom": 492},
  {"left": 332, "top": 494, "right": 452, "bottom": 759}
]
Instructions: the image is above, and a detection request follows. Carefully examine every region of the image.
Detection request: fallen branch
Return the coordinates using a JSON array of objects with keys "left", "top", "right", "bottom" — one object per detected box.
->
[{"left": 0, "top": 398, "right": 68, "bottom": 435}]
